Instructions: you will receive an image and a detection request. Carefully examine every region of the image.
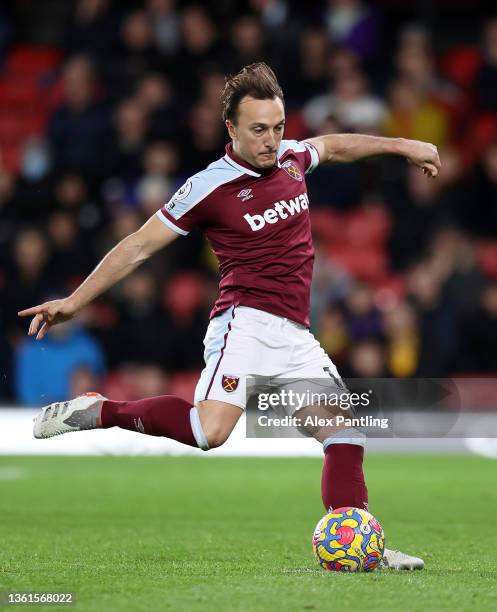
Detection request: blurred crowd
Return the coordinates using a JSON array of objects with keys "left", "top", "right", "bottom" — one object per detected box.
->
[{"left": 1, "top": 0, "right": 497, "bottom": 405}]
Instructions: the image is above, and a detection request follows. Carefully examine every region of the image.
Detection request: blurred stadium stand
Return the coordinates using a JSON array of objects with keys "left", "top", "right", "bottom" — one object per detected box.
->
[{"left": 1, "top": 0, "right": 497, "bottom": 406}]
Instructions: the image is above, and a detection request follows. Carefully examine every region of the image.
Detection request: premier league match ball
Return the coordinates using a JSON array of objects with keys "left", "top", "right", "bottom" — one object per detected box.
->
[{"left": 312, "top": 507, "right": 385, "bottom": 572}]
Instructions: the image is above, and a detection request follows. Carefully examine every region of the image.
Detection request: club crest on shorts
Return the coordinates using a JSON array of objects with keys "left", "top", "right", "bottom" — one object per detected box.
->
[
  {"left": 222, "top": 374, "right": 239, "bottom": 392},
  {"left": 282, "top": 160, "right": 303, "bottom": 182}
]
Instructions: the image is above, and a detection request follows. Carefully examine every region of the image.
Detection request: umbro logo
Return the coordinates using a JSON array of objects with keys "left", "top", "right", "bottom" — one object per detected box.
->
[
  {"left": 134, "top": 417, "right": 145, "bottom": 433},
  {"left": 237, "top": 188, "right": 253, "bottom": 202}
]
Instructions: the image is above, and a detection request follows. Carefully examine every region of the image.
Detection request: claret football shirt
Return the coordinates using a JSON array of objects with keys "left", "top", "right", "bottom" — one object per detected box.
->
[{"left": 156, "top": 139, "right": 320, "bottom": 327}]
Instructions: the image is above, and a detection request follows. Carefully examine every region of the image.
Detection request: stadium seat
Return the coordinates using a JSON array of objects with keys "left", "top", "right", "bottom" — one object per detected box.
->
[
  {"left": 475, "top": 241, "right": 497, "bottom": 279},
  {"left": 167, "top": 371, "right": 202, "bottom": 402},
  {"left": 0, "top": 143, "right": 21, "bottom": 173},
  {"left": 310, "top": 209, "right": 346, "bottom": 244},
  {"left": 6, "top": 45, "right": 61, "bottom": 77},
  {"left": 439, "top": 46, "right": 482, "bottom": 90},
  {"left": 343, "top": 205, "right": 391, "bottom": 246},
  {"left": 102, "top": 369, "right": 141, "bottom": 401},
  {"left": 328, "top": 244, "right": 388, "bottom": 282},
  {"left": 163, "top": 272, "right": 205, "bottom": 320}
]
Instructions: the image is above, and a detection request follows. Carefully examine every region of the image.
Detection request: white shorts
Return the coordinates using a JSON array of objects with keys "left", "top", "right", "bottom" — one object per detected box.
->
[{"left": 194, "top": 305, "right": 343, "bottom": 410}]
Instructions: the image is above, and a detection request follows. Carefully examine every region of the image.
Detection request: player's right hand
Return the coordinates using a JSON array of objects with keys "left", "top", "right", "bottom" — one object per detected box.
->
[{"left": 18, "top": 298, "right": 77, "bottom": 340}]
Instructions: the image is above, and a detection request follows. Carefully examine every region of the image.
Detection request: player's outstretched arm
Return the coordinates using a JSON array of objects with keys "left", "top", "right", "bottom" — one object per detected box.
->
[
  {"left": 18, "top": 214, "right": 178, "bottom": 340},
  {"left": 305, "top": 134, "right": 441, "bottom": 177}
]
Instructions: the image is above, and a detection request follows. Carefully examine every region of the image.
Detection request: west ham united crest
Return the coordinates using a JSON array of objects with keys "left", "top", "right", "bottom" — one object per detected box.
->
[
  {"left": 222, "top": 375, "right": 239, "bottom": 392},
  {"left": 282, "top": 160, "right": 303, "bottom": 182}
]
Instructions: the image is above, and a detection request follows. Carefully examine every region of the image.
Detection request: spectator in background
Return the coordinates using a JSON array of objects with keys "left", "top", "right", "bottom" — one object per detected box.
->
[
  {"left": 3, "top": 229, "right": 54, "bottom": 333},
  {"left": 0, "top": 320, "right": 12, "bottom": 402},
  {"left": 394, "top": 24, "right": 459, "bottom": 107},
  {"left": 70, "top": 365, "right": 103, "bottom": 398},
  {"left": 105, "top": 10, "right": 161, "bottom": 99},
  {"left": 226, "top": 15, "right": 266, "bottom": 73},
  {"left": 54, "top": 173, "right": 103, "bottom": 236},
  {"left": 429, "top": 228, "right": 484, "bottom": 319},
  {"left": 0, "top": 169, "right": 16, "bottom": 257},
  {"left": 109, "top": 269, "right": 168, "bottom": 367},
  {"left": 310, "top": 236, "right": 351, "bottom": 326},
  {"left": 48, "top": 55, "right": 110, "bottom": 178},
  {"left": 460, "top": 283, "right": 497, "bottom": 372},
  {"left": 316, "top": 304, "right": 350, "bottom": 368},
  {"left": 281, "top": 28, "right": 330, "bottom": 106},
  {"left": 343, "top": 283, "right": 383, "bottom": 342},
  {"left": 199, "top": 70, "right": 225, "bottom": 111},
  {"left": 45, "top": 210, "right": 94, "bottom": 287},
  {"left": 182, "top": 102, "right": 225, "bottom": 172},
  {"left": 14, "top": 319, "right": 105, "bottom": 406},
  {"left": 382, "top": 78, "right": 449, "bottom": 147},
  {"left": 135, "top": 72, "right": 179, "bottom": 140},
  {"left": 342, "top": 338, "right": 390, "bottom": 378},
  {"left": 147, "top": 0, "right": 181, "bottom": 57},
  {"left": 249, "top": 0, "right": 298, "bottom": 65},
  {"left": 463, "top": 142, "right": 497, "bottom": 237},
  {"left": 386, "top": 164, "right": 453, "bottom": 271},
  {"left": 303, "top": 59, "right": 386, "bottom": 133},
  {"left": 172, "top": 5, "right": 221, "bottom": 99},
  {"left": 160, "top": 272, "right": 208, "bottom": 372},
  {"left": 136, "top": 141, "right": 179, "bottom": 216},
  {"left": 106, "top": 97, "right": 149, "bottom": 182},
  {"left": 383, "top": 301, "right": 419, "bottom": 378},
  {"left": 305, "top": 113, "right": 361, "bottom": 206},
  {"left": 478, "top": 17, "right": 497, "bottom": 111},
  {"left": 407, "top": 261, "right": 459, "bottom": 376},
  {"left": 64, "top": 0, "right": 120, "bottom": 60},
  {"left": 324, "top": 0, "right": 380, "bottom": 64}
]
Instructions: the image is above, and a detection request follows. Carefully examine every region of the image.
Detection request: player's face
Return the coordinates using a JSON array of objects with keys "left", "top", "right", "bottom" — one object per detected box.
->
[{"left": 227, "top": 96, "right": 285, "bottom": 169}]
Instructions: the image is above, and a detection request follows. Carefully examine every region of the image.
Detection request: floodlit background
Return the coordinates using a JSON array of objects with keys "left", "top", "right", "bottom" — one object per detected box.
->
[{"left": 0, "top": 1, "right": 496, "bottom": 442}]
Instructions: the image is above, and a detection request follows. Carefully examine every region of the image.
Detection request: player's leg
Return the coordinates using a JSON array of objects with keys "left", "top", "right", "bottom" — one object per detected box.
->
[
  {"left": 33, "top": 392, "right": 241, "bottom": 450},
  {"left": 33, "top": 307, "right": 248, "bottom": 446},
  {"left": 295, "top": 401, "right": 368, "bottom": 512}
]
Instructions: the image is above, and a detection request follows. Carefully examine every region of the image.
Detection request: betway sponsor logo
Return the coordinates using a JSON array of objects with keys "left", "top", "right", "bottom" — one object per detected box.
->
[{"left": 243, "top": 193, "right": 309, "bottom": 231}]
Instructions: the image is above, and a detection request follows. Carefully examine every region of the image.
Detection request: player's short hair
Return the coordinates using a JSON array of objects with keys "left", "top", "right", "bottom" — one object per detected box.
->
[{"left": 220, "top": 62, "right": 284, "bottom": 123}]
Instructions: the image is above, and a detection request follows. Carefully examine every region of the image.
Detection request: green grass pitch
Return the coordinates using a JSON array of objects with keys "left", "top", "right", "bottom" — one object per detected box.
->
[{"left": 1, "top": 454, "right": 496, "bottom": 611}]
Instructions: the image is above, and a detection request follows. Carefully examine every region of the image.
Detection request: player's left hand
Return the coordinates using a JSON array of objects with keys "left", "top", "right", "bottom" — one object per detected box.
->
[{"left": 403, "top": 139, "right": 441, "bottom": 178}]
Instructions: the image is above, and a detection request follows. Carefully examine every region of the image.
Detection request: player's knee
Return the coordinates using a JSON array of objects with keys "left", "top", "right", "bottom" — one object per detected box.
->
[{"left": 202, "top": 422, "right": 231, "bottom": 449}]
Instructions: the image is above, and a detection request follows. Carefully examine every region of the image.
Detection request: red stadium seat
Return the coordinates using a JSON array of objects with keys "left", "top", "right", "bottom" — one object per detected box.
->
[
  {"left": 167, "top": 371, "right": 201, "bottom": 402},
  {"left": 6, "top": 45, "right": 62, "bottom": 76},
  {"left": 163, "top": 272, "right": 205, "bottom": 320},
  {"left": 343, "top": 205, "right": 391, "bottom": 246},
  {"left": 439, "top": 46, "right": 482, "bottom": 90},
  {"left": 0, "top": 79, "right": 40, "bottom": 109},
  {"left": 475, "top": 241, "right": 497, "bottom": 279},
  {"left": 310, "top": 208, "right": 346, "bottom": 244},
  {"left": 102, "top": 370, "right": 138, "bottom": 401},
  {"left": 328, "top": 244, "right": 388, "bottom": 282},
  {"left": 0, "top": 143, "right": 21, "bottom": 173}
]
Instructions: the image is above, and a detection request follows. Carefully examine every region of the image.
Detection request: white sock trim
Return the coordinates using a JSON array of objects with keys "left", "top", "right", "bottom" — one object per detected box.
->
[
  {"left": 189, "top": 407, "right": 210, "bottom": 451},
  {"left": 323, "top": 427, "right": 366, "bottom": 452}
]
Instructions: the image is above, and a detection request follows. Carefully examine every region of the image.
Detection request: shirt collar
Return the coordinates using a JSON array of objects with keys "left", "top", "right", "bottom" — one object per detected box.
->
[{"left": 224, "top": 143, "right": 282, "bottom": 177}]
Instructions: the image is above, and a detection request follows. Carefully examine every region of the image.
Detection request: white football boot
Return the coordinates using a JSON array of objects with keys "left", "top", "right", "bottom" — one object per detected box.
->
[
  {"left": 33, "top": 392, "right": 107, "bottom": 439},
  {"left": 379, "top": 548, "right": 425, "bottom": 570}
]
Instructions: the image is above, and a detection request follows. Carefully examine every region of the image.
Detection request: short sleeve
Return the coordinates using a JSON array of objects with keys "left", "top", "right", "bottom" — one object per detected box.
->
[
  {"left": 302, "top": 141, "right": 320, "bottom": 174},
  {"left": 156, "top": 176, "right": 207, "bottom": 235},
  {"left": 278, "top": 140, "right": 320, "bottom": 175}
]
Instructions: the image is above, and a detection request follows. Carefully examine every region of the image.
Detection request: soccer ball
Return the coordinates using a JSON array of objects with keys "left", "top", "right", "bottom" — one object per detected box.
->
[{"left": 312, "top": 507, "right": 385, "bottom": 572}]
